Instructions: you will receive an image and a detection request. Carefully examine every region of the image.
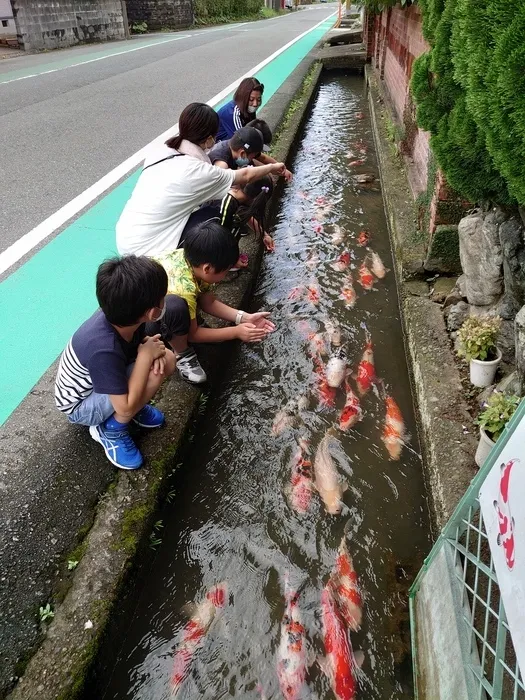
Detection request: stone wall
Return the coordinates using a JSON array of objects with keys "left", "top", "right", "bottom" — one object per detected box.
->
[
  {"left": 126, "top": 0, "right": 192, "bottom": 29},
  {"left": 11, "top": 0, "right": 126, "bottom": 50}
]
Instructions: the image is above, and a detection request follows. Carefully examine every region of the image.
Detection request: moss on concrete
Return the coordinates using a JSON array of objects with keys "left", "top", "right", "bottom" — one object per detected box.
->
[{"left": 425, "top": 225, "right": 462, "bottom": 274}]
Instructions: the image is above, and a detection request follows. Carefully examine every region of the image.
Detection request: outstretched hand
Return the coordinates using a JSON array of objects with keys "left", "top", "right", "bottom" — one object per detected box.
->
[{"left": 245, "top": 311, "right": 276, "bottom": 333}]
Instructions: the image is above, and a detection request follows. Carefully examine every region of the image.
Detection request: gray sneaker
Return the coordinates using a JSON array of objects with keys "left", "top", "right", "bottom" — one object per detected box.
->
[{"left": 176, "top": 348, "right": 207, "bottom": 384}]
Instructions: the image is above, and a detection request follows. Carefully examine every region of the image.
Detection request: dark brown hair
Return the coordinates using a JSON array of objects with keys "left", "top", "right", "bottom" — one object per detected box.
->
[
  {"left": 166, "top": 103, "right": 219, "bottom": 151},
  {"left": 233, "top": 78, "right": 264, "bottom": 120}
]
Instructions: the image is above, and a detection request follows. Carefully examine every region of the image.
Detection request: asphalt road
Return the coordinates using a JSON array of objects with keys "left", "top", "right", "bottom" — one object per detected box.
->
[{"left": 0, "top": 6, "right": 336, "bottom": 253}]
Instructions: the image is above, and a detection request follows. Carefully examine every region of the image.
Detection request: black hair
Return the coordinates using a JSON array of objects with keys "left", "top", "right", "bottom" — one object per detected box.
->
[
  {"left": 96, "top": 255, "right": 168, "bottom": 326},
  {"left": 239, "top": 176, "right": 274, "bottom": 232},
  {"left": 233, "top": 77, "right": 264, "bottom": 119},
  {"left": 183, "top": 221, "right": 239, "bottom": 273},
  {"left": 230, "top": 127, "right": 264, "bottom": 156},
  {"left": 166, "top": 103, "right": 219, "bottom": 151},
  {"left": 246, "top": 118, "right": 272, "bottom": 146}
]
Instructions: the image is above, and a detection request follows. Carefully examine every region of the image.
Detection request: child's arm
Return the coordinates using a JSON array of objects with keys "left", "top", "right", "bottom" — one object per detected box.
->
[
  {"left": 109, "top": 335, "right": 165, "bottom": 420},
  {"left": 253, "top": 153, "right": 293, "bottom": 181},
  {"left": 247, "top": 216, "right": 275, "bottom": 252},
  {"left": 188, "top": 294, "right": 274, "bottom": 343}
]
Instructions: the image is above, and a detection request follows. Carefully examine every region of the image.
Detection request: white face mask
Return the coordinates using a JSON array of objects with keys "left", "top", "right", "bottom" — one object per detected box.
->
[
  {"left": 152, "top": 304, "right": 166, "bottom": 323},
  {"left": 247, "top": 105, "right": 257, "bottom": 114}
]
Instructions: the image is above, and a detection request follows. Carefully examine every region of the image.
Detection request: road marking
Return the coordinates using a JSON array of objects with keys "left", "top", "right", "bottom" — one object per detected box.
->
[{"left": 0, "top": 10, "right": 336, "bottom": 277}]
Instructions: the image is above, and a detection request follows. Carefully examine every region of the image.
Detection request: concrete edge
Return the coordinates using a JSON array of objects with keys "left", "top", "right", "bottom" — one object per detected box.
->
[
  {"left": 365, "top": 65, "right": 477, "bottom": 532},
  {"left": 7, "top": 56, "right": 324, "bottom": 700}
]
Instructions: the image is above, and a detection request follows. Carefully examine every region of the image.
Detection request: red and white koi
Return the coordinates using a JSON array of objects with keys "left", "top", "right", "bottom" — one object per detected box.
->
[
  {"left": 314, "top": 430, "right": 347, "bottom": 515},
  {"left": 340, "top": 277, "right": 357, "bottom": 308},
  {"left": 171, "top": 583, "right": 227, "bottom": 696},
  {"left": 313, "top": 357, "right": 337, "bottom": 409},
  {"left": 288, "top": 285, "right": 304, "bottom": 301},
  {"left": 355, "top": 335, "right": 376, "bottom": 396},
  {"left": 339, "top": 381, "right": 363, "bottom": 431},
  {"left": 326, "top": 355, "right": 347, "bottom": 388},
  {"left": 357, "top": 230, "right": 370, "bottom": 247},
  {"left": 309, "top": 331, "right": 328, "bottom": 357},
  {"left": 313, "top": 223, "right": 324, "bottom": 235},
  {"left": 382, "top": 393, "right": 405, "bottom": 461},
  {"left": 493, "top": 459, "right": 518, "bottom": 570},
  {"left": 328, "top": 536, "right": 363, "bottom": 631},
  {"left": 288, "top": 437, "right": 314, "bottom": 514},
  {"left": 319, "top": 587, "right": 364, "bottom": 700},
  {"left": 307, "top": 284, "right": 320, "bottom": 306},
  {"left": 357, "top": 261, "right": 375, "bottom": 290},
  {"left": 277, "top": 575, "right": 308, "bottom": 700},
  {"left": 331, "top": 251, "right": 351, "bottom": 272},
  {"left": 369, "top": 250, "right": 387, "bottom": 279}
]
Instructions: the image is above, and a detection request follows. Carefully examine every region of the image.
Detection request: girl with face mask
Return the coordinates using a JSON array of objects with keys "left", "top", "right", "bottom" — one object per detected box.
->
[
  {"left": 116, "top": 102, "right": 286, "bottom": 257},
  {"left": 216, "top": 77, "right": 264, "bottom": 143}
]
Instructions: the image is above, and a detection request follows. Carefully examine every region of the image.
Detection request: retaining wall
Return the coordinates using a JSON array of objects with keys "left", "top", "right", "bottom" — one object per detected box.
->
[
  {"left": 126, "top": 0, "right": 192, "bottom": 30},
  {"left": 11, "top": 0, "right": 127, "bottom": 51}
]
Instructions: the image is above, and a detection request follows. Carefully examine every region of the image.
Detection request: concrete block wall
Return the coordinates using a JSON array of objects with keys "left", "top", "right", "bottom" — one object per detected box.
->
[
  {"left": 126, "top": 0, "right": 192, "bottom": 29},
  {"left": 11, "top": 0, "right": 126, "bottom": 50}
]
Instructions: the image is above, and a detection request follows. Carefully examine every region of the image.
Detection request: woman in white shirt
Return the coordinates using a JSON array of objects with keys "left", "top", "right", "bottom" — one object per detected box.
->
[{"left": 116, "top": 103, "right": 286, "bottom": 257}]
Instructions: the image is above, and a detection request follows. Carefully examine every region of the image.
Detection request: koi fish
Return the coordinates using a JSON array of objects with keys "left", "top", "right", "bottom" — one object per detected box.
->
[
  {"left": 369, "top": 250, "right": 387, "bottom": 279},
  {"left": 325, "top": 319, "right": 342, "bottom": 347},
  {"left": 313, "top": 356, "right": 337, "bottom": 408},
  {"left": 326, "top": 355, "right": 347, "bottom": 388},
  {"left": 314, "top": 208, "right": 326, "bottom": 223},
  {"left": 357, "top": 261, "right": 375, "bottom": 291},
  {"left": 288, "top": 437, "right": 314, "bottom": 514},
  {"left": 319, "top": 587, "right": 364, "bottom": 700},
  {"left": 332, "top": 225, "right": 345, "bottom": 245},
  {"left": 288, "top": 286, "right": 304, "bottom": 301},
  {"left": 314, "top": 430, "right": 347, "bottom": 515},
  {"left": 327, "top": 536, "right": 363, "bottom": 631},
  {"left": 493, "top": 459, "right": 518, "bottom": 570},
  {"left": 382, "top": 393, "right": 405, "bottom": 461},
  {"left": 171, "top": 583, "right": 227, "bottom": 695},
  {"left": 309, "top": 331, "right": 328, "bottom": 357},
  {"left": 272, "top": 399, "right": 298, "bottom": 436},
  {"left": 348, "top": 159, "right": 365, "bottom": 167},
  {"left": 307, "top": 284, "right": 320, "bottom": 305},
  {"left": 357, "top": 230, "right": 370, "bottom": 246},
  {"left": 277, "top": 574, "right": 308, "bottom": 700},
  {"left": 306, "top": 248, "right": 320, "bottom": 270},
  {"left": 339, "top": 381, "right": 363, "bottom": 431},
  {"left": 315, "top": 195, "right": 328, "bottom": 206},
  {"left": 331, "top": 251, "right": 351, "bottom": 272},
  {"left": 313, "top": 223, "right": 324, "bottom": 235},
  {"left": 296, "top": 319, "right": 315, "bottom": 338},
  {"left": 355, "top": 335, "right": 376, "bottom": 396},
  {"left": 340, "top": 277, "right": 357, "bottom": 308},
  {"left": 355, "top": 112, "right": 364, "bottom": 120}
]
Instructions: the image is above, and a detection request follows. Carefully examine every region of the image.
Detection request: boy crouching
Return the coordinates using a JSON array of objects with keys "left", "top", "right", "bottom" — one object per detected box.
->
[{"left": 54, "top": 255, "right": 181, "bottom": 470}]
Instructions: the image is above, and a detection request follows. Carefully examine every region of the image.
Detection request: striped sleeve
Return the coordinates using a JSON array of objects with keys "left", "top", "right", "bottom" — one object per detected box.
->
[{"left": 233, "top": 105, "right": 244, "bottom": 132}]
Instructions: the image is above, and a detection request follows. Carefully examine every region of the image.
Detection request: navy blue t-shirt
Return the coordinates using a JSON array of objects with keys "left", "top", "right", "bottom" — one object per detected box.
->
[
  {"left": 209, "top": 140, "right": 237, "bottom": 170},
  {"left": 54, "top": 310, "right": 145, "bottom": 414}
]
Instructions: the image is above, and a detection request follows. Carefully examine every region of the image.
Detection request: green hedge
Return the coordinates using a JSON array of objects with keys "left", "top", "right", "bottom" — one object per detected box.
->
[
  {"left": 410, "top": 0, "right": 525, "bottom": 205},
  {"left": 194, "top": 0, "right": 263, "bottom": 22}
]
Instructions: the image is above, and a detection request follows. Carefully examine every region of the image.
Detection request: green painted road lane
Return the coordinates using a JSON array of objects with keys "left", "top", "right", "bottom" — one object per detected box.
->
[{"left": 0, "top": 15, "right": 334, "bottom": 426}]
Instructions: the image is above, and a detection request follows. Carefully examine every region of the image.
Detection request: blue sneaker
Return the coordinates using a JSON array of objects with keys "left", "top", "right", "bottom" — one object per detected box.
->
[
  {"left": 132, "top": 404, "right": 165, "bottom": 429},
  {"left": 89, "top": 423, "right": 143, "bottom": 470}
]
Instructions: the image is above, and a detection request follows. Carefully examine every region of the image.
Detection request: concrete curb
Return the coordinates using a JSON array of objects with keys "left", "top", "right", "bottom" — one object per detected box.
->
[
  {"left": 366, "top": 66, "right": 477, "bottom": 531},
  {"left": 6, "top": 58, "right": 323, "bottom": 700}
]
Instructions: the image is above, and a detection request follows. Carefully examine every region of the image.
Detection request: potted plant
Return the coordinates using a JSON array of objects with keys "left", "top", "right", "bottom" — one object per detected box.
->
[
  {"left": 457, "top": 316, "right": 502, "bottom": 387},
  {"left": 475, "top": 392, "right": 521, "bottom": 467}
]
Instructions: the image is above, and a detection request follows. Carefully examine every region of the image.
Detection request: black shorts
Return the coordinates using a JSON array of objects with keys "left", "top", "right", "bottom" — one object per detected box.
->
[{"left": 144, "top": 294, "right": 191, "bottom": 342}]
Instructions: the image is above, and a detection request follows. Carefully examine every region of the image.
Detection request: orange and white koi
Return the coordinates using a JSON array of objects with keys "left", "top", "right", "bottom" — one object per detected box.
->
[
  {"left": 357, "top": 230, "right": 370, "bottom": 246},
  {"left": 357, "top": 261, "right": 375, "bottom": 290},
  {"left": 314, "top": 430, "right": 347, "bottom": 515},
  {"left": 307, "top": 284, "right": 320, "bottom": 305},
  {"left": 309, "top": 331, "right": 328, "bottom": 357},
  {"left": 340, "top": 277, "right": 357, "bottom": 308},
  {"left": 494, "top": 459, "right": 519, "bottom": 570},
  {"left": 327, "top": 536, "right": 363, "bottom": 631},
  {"left": 332, "top": 225, "right": 345, "bottom": 245},
  {"left": 326, "top": 355, "right": 347, "bottom": 388},
  {"left": 171, "top": 583, "right": 227, "bottom": 696},
  {"left": 331, "top": 251, "right": 351, "bottom": 272},
  {"left": 355, "top": 336, "right": 376, "bottom": 396},
  {"left": 339, "top": 381, "right": 363, "bottom": 431},
  {"left": 288, "top": 437, "right": 314, "bottom": 514},
  {"left": 319, "top": 587, "right": 363, "bottom": 700},
  {"left": 382, "top": 393, "right": 405, "bottom": 461},
  {"left": 313, "top": 356, "right": 337, "bottom": 408},
  {"left": 369, "top": 250, "right": 387, "bottom": 279},
  {"left": 277, "top": 575, "right": 308, "bottom": 700}
]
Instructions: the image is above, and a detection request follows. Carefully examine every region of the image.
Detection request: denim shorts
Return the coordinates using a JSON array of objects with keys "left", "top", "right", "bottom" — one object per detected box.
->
[{"left": 68, "top": 364, "right": 135, "bottom": 427}]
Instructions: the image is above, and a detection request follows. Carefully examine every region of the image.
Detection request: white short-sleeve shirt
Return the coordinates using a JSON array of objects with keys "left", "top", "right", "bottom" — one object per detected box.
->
[{"left": 116, "top": 146, "right": 236, "bottom": 256}]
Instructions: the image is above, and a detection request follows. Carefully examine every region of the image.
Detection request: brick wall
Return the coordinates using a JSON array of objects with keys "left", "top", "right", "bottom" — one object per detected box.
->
[
  {"left": 12, "top": 0, "right": 127, "bottom": 50},
  {"left": 126, "top": 0, "right": 192, "bottom": 29}
]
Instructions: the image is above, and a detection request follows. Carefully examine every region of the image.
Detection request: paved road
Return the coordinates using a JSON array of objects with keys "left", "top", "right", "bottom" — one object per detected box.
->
[{"left": 0, "top": 7, "right": 335, "bottom": 253}]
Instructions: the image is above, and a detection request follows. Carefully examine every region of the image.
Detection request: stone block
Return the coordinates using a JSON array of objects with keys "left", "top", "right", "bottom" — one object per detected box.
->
[
  {"left": 445, "top": 300, "right": 468, "bottom": 332},
  {"left": 499, "top": 214, "right": 525, "bottom": 319},
  {"left": 424, "top": 225, "right": 462, "bottom": 274},
  {"left": 458, "top": 208, "right": 504, "bottom": 306},
  {"left": 515, "top": 305, "right": 525, "bottom": 394}
]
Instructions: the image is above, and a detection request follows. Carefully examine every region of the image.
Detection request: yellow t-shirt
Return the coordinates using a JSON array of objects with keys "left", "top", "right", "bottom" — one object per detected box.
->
[{"left": 155, "top": 249, "right": 210, "bottom": 320}]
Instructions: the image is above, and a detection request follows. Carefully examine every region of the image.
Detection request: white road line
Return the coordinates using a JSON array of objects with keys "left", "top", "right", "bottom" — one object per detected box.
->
[{"left": 0, "top": 10, "right": 335, "bottom": 276}]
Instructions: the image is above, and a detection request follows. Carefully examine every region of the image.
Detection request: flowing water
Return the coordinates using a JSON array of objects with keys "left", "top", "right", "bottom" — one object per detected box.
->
[{"left": 98, "top": 74, "right": 430, "bottom": 700}]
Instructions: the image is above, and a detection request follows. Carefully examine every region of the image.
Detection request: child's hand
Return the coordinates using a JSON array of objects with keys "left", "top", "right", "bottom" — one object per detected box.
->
[
  {"left": 139, "top": 334, "right": 166, "bottom": 361},
  {"left": 236, "top": 323, "right": 268, "bottom": 343},
  {"left": 152, "top": 356, "right": 166, "bottom": 376},
  {"left": 244, "top": 312, "right": 276, "bottom": 333},
  {"left": 263, "top": 233, "right": 275, "bottom": 252},
  {"left": 284, "top": 168, "right": 293, "bottom": 183},
  {"left": 270, "top": 162, "right": 286, "bottom": 177}
]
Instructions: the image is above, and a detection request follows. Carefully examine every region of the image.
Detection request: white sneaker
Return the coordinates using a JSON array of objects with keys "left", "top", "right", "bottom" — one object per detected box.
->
[{"left": 176, "top": 349, "right": 207, "bottom": 384}]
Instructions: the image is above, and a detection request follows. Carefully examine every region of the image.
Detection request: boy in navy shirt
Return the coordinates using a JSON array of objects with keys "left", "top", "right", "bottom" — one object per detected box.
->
[{"left": 55, "top": 256, "right": 179, "bottom": 470}]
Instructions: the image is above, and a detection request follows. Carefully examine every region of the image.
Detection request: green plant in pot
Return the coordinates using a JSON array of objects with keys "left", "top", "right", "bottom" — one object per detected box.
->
[
  {"left": 475, "top": 392, "right": 521, "bottom": 467},
  {"left": 457, "top": 316, "right": 502, "bottom": 388}
]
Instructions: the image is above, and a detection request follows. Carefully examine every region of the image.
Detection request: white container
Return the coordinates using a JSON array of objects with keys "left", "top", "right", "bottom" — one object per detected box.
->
[
  {"left": 469, "top": 347, "right": 502, "bottom": 388},
  {"left": 475, "top": 427, "right": 495, "bottom": 468}
]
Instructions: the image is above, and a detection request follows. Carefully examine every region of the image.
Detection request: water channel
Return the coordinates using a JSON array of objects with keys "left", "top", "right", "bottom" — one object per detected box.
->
[{"left": 96, "top": 73, "right": 431, "bottom": 699}]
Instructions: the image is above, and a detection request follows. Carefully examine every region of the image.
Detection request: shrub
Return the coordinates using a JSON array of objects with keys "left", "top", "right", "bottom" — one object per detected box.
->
[
  {"left": 457, "top": 316, "right": 501, "bottom": 362},
  {"left": 477, "top": 393, "right": 521, "bottom": 441}
]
